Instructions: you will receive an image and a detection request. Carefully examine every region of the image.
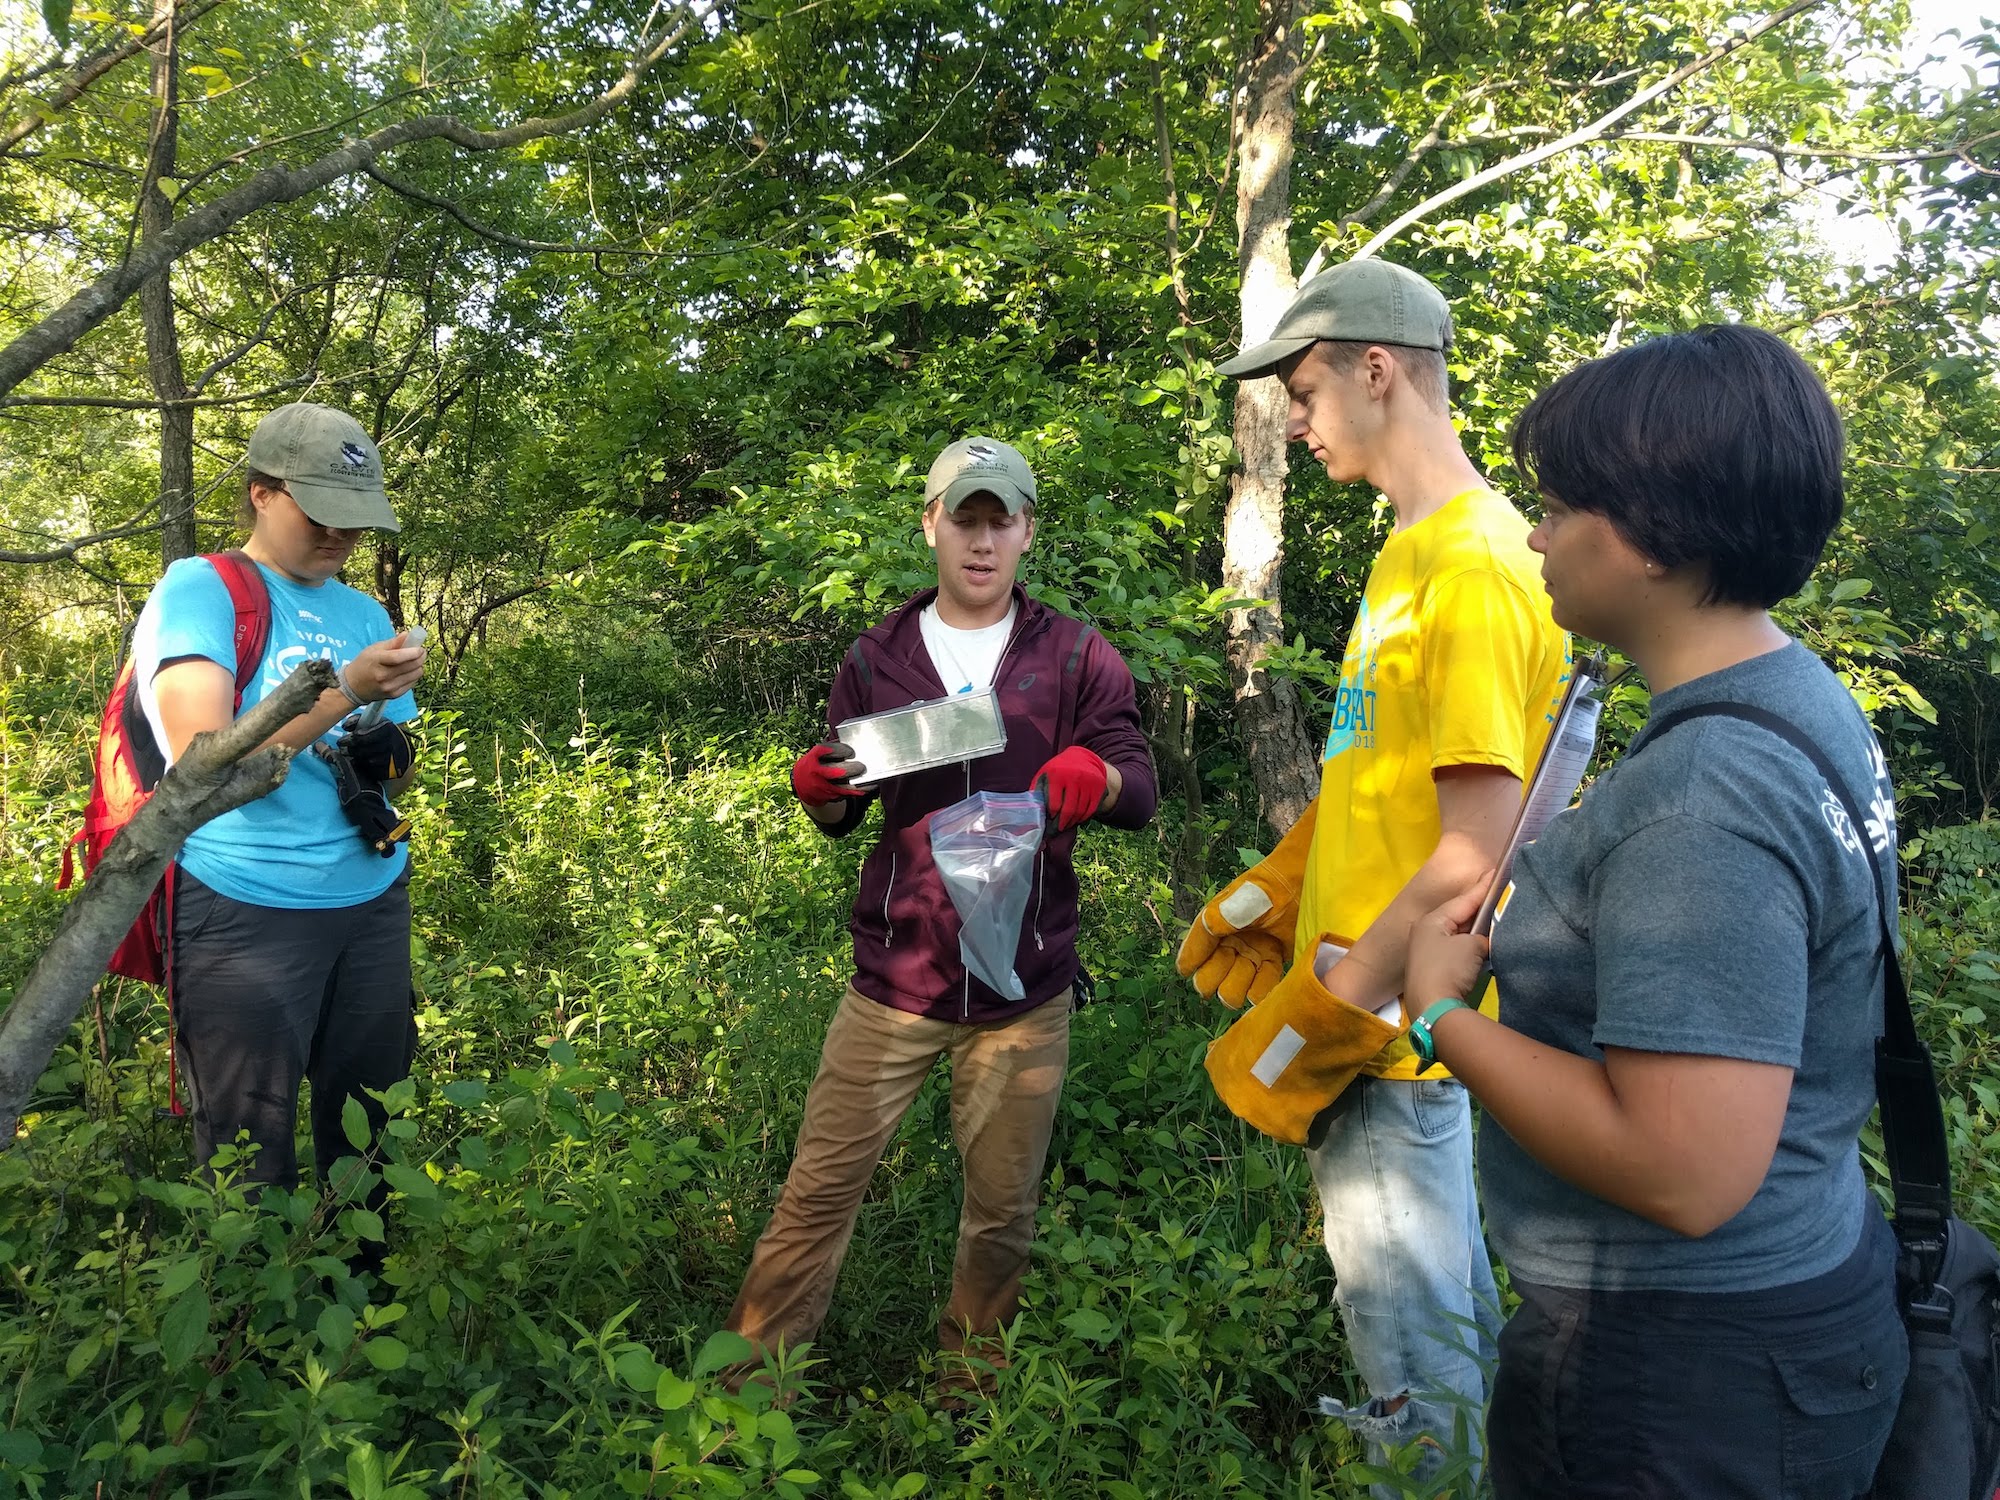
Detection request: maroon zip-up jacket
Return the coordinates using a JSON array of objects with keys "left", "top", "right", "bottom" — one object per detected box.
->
[{"left": 815, "top": 585, "right": 1157, "bottom": 1023}]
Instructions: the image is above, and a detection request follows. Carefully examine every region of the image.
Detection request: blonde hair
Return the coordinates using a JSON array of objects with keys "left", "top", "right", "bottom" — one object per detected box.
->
[{"left": 1311, "top": 339, "right": 1450, "bottom": 415}]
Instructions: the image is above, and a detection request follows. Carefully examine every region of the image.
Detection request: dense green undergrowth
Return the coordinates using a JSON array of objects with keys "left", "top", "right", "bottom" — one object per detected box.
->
[{"left": 1, "top": 645, "right": 1997, "bottom": 1499}]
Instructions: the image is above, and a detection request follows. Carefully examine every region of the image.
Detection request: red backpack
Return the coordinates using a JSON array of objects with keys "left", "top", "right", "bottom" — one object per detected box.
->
[{"left": 59, "top": 551, "right": 271, "bottom": 985}]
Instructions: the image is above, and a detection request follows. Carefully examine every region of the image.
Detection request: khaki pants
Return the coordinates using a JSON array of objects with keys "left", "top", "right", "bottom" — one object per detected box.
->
[{"left": 727, "top": 984, "right": 1072, "bottom": 1362}]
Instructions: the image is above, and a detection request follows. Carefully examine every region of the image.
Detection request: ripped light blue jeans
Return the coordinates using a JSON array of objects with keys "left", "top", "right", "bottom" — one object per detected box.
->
[{"left": 1309, "top": 1074, "right": 1500, "bottom": 1498}]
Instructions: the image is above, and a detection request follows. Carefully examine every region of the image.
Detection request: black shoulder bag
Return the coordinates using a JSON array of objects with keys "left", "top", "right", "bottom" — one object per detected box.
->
[{"left": 1640, "top": 701, "right": 2000, "bottom": 1500}]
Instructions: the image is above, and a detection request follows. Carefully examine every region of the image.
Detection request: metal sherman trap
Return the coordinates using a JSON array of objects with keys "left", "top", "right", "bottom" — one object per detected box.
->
[{"left": 838, "top": 687, "right": 1007, "bottom": 787}]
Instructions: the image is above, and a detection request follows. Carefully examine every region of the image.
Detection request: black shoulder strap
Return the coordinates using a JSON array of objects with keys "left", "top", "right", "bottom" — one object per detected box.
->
[{"left": 1633, "top": 701, "right": 1953, "bottom": 1262}]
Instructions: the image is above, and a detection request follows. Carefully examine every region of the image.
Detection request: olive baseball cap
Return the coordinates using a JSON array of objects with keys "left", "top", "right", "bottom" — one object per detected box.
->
[
  {"left": 924, "top": 436, "right": 1037, "bottom": 515},
  {"left": 1217, "top": 259, "right": 1454, "bottom": 380},
  {"left": 245, "top": 403, "right": 399, "bottom": 531}
]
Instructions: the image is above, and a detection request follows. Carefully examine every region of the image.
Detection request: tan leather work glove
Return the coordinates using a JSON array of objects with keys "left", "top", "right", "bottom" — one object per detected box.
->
[{"left": 1176, "top": 798, "right": 1319, "bottom": 1007}]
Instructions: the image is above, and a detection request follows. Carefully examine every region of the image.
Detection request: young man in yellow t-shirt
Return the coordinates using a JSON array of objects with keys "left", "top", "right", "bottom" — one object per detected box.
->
[{"left": 1180, "top": 260, "right": 1568, "bottom": 1492}]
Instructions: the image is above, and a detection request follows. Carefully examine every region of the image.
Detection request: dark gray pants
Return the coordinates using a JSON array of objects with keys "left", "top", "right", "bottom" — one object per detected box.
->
[
  {"left": 1488, "top": 1205, "right": 1908, "bottom": 1500},
  {"left": 169, "top": 867, "right": 415, "bottom": 1191}
]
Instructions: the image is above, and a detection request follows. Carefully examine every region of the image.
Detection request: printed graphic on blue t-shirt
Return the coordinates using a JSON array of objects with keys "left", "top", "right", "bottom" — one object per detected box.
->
[{"left": 131, "top": 556, "right": 417, "bottom": 909}]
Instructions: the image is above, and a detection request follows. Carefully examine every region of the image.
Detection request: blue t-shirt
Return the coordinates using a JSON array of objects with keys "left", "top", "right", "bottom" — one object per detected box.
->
[
  {"left": 1483, "top": 642, "right": 1896, "bottom": 1292},
  {"left": 131, "top": 556, "right": 417, "bottom": 909}
]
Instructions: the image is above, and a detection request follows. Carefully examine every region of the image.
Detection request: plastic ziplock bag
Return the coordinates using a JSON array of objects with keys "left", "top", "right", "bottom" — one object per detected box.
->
[{"left": 929, "top": 789, "right": 1046, "bottom": 1001}]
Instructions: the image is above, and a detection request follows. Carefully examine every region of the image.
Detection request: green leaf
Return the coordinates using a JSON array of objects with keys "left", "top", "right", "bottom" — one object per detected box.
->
[
  {"left": 382, "top": 1163, "right": 436, "bottom": 1199},
  {"left": 362, "top": 1335, "right": 410, "bottom": 1371},
  {"left": 342, "top": 1096, "right": 371, "bottom": 1151},
  {"left": 160, "top": 1287, "right": 210, "bottom": 1369},
  {"left": 40, "top": 0, "right": 71, "bottom": 45},
  {"left": 441, "top": 1080, "right": 488, "bottom": 1107},
  {"left": 615, "top": 1348, "right": 661, "bottom": 1391},
  {"left": 65, "top": 1333, "right": 101, "bottom": 1379},
  {"left": 157, "top": 1254, "right": 204, "bottom": 1296},
  {"left": 341, "top": 1208, "right": 386, "bottom": 1243},
  {"left": 1831, "top": 577, "right": 1873, "bottom": 603},
  {"left": 1061, "top": 1307, "right": 1115, "bottom": 1343},
  {"left": 656, "top": 1370, "right": 698, "bottom": 1410},
  {"left": 317, "top": 1304, "right": 356, "bottom": 1354},
  {"left": 0, "top": 1430, "right": 43, "bottom": 1466},
  {"left": 693, "top": 1329, "right": 753, "bottom": 1377},
  {"left": 347, "top": 1441, "right": 385, "bottom": 1499},
  {"left": 1373, "top": 0, "right": 1421, "bottom": 52}
]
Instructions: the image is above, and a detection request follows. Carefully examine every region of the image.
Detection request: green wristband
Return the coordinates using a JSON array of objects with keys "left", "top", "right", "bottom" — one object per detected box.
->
[{"left": 1409, "top": 997, "right": 1469, "bottom": 1066}]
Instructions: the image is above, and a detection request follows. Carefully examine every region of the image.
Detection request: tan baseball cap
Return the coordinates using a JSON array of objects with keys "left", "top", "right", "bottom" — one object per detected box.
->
[
  {"left": 924, "top": 436, "right": 1037, "bottom": 514},
  {"left": 1218, "top": 259, "right": 1454, "bottom": 380},
  {"left": 245, "top": 403, "right": 399, "bottom": 531}
]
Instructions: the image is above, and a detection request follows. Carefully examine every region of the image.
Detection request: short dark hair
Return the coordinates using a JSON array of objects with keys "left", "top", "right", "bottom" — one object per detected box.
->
[
  {"left": 1312, "top": 339, "right": 1450, "bottom": 415},
  {"left": 239, "top": 470, "right": 285, "bottom": 528},
  {"left": 1510, "top": 324, "right": 1844, "bottom": 608}
]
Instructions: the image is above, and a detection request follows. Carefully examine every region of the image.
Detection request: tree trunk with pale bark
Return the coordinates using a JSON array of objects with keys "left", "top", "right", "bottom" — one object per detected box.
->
[{"left": 1223, "top": 0, "right": 1319, "bottom": 839}]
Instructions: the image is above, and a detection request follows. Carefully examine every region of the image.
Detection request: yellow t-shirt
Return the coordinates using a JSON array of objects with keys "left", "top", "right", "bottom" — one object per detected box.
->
[{"left": 1294, "top": 486, "right": 1570, "bottom": 1081}]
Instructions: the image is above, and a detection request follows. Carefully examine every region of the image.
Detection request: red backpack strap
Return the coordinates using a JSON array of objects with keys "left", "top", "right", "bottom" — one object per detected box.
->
[{"left": 201, "top": 551, "right": 271, "bottom": 710}]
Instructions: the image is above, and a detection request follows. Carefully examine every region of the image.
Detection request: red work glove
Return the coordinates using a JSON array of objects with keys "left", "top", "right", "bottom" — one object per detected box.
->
[
  {"left": 790, "top": 741, "right": 867, "bottom": 805},
  {"left": 1033, "top": 746, "right": 1109, "bottom": 831}
]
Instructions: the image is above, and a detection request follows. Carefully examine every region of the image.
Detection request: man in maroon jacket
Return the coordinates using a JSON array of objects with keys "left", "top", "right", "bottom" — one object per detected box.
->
[{"left": 725, "top": 436, "right": 1158, "bottom": 1393}]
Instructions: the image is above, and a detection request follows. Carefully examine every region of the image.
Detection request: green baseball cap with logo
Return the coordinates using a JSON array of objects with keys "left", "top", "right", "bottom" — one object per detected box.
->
[
  {"left": 245, "top": 403, "right": 399, "bottom": 532},
  {"left": 924, "top": 436, "right": 1037, "bottom": 515},
  {"left": 1218, "top": 259, "right": 1454, "bottom": 380}
]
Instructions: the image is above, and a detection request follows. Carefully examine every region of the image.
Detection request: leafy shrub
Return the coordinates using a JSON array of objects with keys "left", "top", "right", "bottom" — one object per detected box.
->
[
  {"left": 0, "top": 675, "right": 1387, "bottom": 1497},
  {"left": 8, "top": 641, "right": 1993, "bottom": 1497}
]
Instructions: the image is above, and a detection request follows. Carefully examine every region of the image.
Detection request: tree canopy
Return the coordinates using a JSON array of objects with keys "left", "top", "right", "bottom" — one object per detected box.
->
[{"left": 9, "top": 0, "right": 1992, "bottom": 817}]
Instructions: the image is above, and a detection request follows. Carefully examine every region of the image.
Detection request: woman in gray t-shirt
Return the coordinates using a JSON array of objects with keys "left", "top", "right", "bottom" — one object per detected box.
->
[{"left": 1404, "top": 325, "right": 1907, "bottom": 1499}]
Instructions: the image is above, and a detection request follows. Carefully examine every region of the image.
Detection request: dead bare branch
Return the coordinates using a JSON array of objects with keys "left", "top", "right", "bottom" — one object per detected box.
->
[{"left": 0, "top": 660, "right": 337, "bottom": 1145}]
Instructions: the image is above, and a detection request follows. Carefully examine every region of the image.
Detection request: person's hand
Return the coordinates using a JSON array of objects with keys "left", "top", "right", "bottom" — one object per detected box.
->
[
  {"left": 790, "top": 741, "right": 867, "bottom": 805},
  {"left": 343, "top": 630, "right": 427, "bottom": 702},
  {"left": 1406, "top": 880, "right": 1494, "bottom": 1013},
  {"left": 1033, "top": 746, "right": 1108, "bottom": 831},
  {"left": 1176, "top": 801, "right": 1318, "bottom": 1008},
  {"left": 341, "top": 716, "right": 415, "bottom": 782}
]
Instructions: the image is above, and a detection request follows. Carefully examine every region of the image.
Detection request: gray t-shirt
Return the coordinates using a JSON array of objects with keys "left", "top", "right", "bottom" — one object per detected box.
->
[{"left": 1484, "top": 641, "right": 1897, "bottom": 1292}]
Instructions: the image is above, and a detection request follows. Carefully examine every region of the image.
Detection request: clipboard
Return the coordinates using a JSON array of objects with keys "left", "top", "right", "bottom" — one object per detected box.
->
[{"left": 1470, "top": 650, "right": 1613, "bottom": 937}]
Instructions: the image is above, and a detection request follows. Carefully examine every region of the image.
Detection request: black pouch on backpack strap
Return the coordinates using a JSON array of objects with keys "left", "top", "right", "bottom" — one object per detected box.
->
[{"left": 1870, "top": 1219, "right": 2000, "bottom": 1500}]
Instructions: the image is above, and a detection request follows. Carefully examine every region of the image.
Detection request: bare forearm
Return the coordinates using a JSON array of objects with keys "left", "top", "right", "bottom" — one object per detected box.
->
[
  {"left": 1428, "top": 1009, "right": 1766, "bottom": 1236},
  {"left": 1098, "top": 760, "right": 1122, "bottom": 816},
  {"left": 1325, "top": 832, "right": 1494, "bottom": 1008}
]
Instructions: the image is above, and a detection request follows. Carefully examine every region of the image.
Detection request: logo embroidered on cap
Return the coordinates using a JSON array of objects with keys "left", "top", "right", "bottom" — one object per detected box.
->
[{"left": 339, "top": 441, "right": 369, "bottom": 467}]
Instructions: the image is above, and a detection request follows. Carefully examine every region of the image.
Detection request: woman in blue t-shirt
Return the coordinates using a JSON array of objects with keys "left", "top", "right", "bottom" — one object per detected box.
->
[
  {"left": 135, "top": 403, "right": 426, "bottom": 1231},
  {"left": 1403, "top": 326, "right": 1907, "bottom": 1498}
]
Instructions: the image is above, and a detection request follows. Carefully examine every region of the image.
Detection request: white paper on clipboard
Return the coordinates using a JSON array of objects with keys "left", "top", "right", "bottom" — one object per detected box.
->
[{"left": 1470, "top": 653, "right": 1611, "bottom": 937}]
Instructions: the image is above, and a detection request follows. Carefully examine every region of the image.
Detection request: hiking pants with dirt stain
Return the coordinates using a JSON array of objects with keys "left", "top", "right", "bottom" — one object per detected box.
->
[{"left": 727, "top": 983, "right": 1072, "bottom": 1363}]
